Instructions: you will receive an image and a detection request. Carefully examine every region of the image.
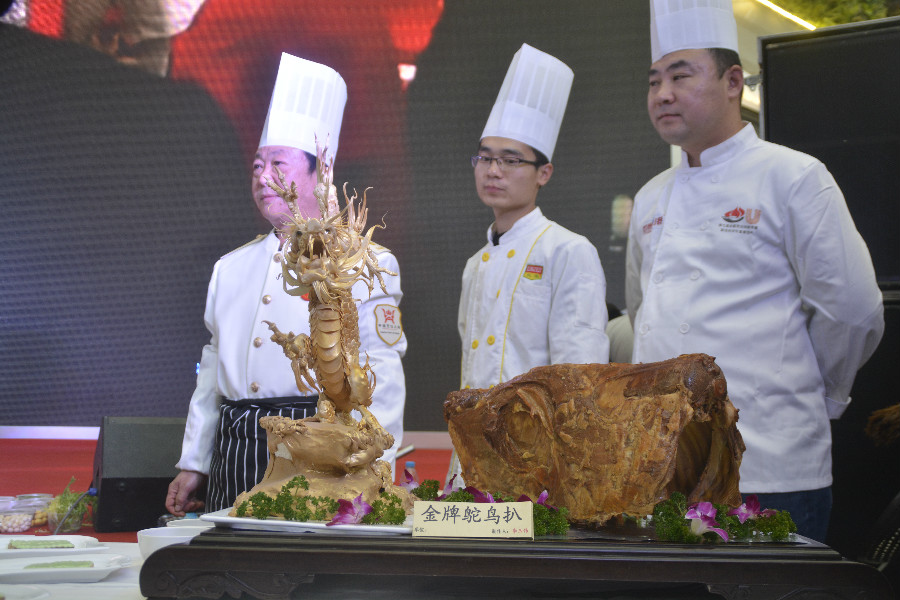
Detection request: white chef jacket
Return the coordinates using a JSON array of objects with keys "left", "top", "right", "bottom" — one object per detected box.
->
[
  {"left": 459, "top": 207, "right": 609, "bottom": 389},
  {"left": 625, "top": 124, "right": 884, "bottom": 493},
  {"left": 177, "top": 231, "right": 407, "bottom": 474}
]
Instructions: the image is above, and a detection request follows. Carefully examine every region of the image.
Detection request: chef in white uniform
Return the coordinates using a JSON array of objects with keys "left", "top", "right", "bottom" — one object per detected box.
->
[
  {"left": 626, "top": 0, "right": 884, "bottom": 541},
  {"left": 166, "top": 53, "right": 407, "bottom": 515},
  {"left": 446, "top": 44, "right": 609, "bottom": 487}
]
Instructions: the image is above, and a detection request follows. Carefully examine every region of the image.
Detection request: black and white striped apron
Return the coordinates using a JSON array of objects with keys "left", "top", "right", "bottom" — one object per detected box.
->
[{"left": 206, "top": 395, "right": 318, "bottom": 512}]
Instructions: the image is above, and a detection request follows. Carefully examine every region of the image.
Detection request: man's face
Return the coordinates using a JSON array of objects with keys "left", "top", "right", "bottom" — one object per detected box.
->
[
  {"left": 474, "top": 137, "right": 552, "bottom": 225},
  {"left": 647, "top": 49, "right": 741, "bottom": 158},
  {"left": 251, "top": 146, "right": 317, "bottom": 229}
]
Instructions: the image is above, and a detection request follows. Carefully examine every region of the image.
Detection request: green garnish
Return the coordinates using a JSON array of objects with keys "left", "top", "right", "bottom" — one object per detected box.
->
[{"left": 652, "top": 492, "right": 797, "bottom": 543}]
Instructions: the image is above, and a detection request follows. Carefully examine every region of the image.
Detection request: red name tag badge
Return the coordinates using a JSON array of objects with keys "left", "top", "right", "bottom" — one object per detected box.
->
[{"left": 523, "top": 265, "right": 543, "bottom": 281}]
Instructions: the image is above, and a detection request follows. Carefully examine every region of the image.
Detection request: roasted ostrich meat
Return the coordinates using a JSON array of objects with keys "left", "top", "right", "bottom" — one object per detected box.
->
[{"left": 443, "top": 354, "right": 745, "bottom": 526}]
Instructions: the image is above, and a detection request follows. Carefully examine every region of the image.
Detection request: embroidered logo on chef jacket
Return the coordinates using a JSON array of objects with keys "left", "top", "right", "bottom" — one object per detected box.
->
[
  {"left": 374, "top": 304, "right": 403, "bottom": 345},
  {"left": 523, "top": 265, "right": 543, "bottom": 281},
  {"left": 642, "top": 216, "right": 663, "bottom": 234},
  {"left": 719, "top": 206, "right": 761, "bottom": 234}
]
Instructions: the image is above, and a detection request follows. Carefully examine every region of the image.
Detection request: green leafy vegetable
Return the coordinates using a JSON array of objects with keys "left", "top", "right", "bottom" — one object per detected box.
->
[
  {"left": 235, "top": 476, "right": 397, "bottom": 524},
  {"left": 411, "top": 479, "right": 439, "bottom": 501},
  {"left": 47, "top": 477, "right": 94, "bottom": 529},
  {"left": 652, "top": 492, "right": 797, "bottom": 543}
]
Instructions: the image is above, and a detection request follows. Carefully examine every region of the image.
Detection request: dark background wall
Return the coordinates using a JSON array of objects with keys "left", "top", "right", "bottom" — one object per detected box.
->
[
  {"left": 759, "top": 16, "right": 900, "bottom": 565},
  {"left": 0, "top": 1, "right": 667, "bottom": 432}
]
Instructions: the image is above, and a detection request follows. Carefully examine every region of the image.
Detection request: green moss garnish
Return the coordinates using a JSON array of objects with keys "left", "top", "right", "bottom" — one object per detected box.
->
[
  {"left": 412, "top": 479, "right": 439, "bottom": 501},
  {"left": 362, "top": 493, "right": 407, "bottom": 525},
  {"left": 652, "top": 492, "right": 797, "bottom": 543}
]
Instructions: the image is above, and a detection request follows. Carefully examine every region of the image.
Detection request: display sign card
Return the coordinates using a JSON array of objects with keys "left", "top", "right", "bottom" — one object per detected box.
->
[{"left": 412, "top": 501, "right": 534, "bottom": 539}]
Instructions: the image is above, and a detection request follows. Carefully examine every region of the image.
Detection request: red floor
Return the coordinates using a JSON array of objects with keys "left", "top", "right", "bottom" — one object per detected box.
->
[
  {"left": 0, "top": 438, "right": 451, "bottom": 542},
  {"left": 0, "top": 438, "right": 136, "bottom": 542}
]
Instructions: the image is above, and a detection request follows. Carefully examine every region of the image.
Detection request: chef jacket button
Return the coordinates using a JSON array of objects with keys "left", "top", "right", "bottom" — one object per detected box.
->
[
  {"left": 472, "top": 340, "right": 479, "bottom": 349},
  {"left": 262, "top": 295, "right": 272, "bottom": 305},
  {"left": 679, "top": 323, "right": 690, "bottom": 334},
  {"left": 690, "top": 270, "right": 701, "bottom": 280},
  {"left": 250, "top": 382, "right": 260, "bottom": 393},
  {"left": 253, "top": 337, "right": 263, "bottom": 348},
  {"left": 639, "top": 324, "right": 649, "bottom": 335},
  {"left": 679, "top": 174, "right": 689, "bottom": 182},
  {"left": 273, "top": 253, "right": 283, "bottom": 263},
  {"left": 700, "top": 222, "right": 709, "bottom": 230},
  {"left": 482, "top": 252, "right": 490, "bottom": 262},
  {"left": 672, "top": 223, "right": 679, "bottom": 230},
  {"left": 487, "top": 335, "right": 496, "bottom": 345},
  {"left": 653, "top": 272, "right": 663, "bottom": 283},
  {"left": 507, "top": 249, "right": 515, "bottom": 258},
  {"left": 711, "top": 175, "right": 719, "bottom": 183}
]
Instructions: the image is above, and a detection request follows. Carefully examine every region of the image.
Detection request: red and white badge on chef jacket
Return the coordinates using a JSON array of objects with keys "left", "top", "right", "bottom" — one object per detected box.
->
[{"left": 374, "top": 304, "right": 403, "bottom": 345}]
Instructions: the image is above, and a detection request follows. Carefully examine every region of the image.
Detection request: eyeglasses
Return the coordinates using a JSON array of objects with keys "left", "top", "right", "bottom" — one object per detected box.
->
[{"left": 470, "top": 155, "right": 540, "bottom": 171}]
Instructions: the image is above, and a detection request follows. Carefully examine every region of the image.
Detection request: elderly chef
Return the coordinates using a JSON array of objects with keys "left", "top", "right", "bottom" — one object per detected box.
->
[
  {"left": 626, "top": 0, "right": 884, "bottom": 541},
  {"left": 166, "top": 53, "right": 407, "bottom": 515},
  {"left": 446, "top": 43, "right": 610, "bottom": 487}
]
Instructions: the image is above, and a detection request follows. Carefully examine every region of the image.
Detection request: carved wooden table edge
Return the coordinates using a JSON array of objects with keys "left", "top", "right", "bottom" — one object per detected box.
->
[{"left": 139, "top": 527, "right": 894, "bottom": 600}]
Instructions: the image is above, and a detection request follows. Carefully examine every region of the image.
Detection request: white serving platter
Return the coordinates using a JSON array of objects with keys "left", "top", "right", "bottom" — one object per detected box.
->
[
  {"left": 0, "top": 535, "right": 108, "bottom": 558},
  {"left": 0, "top": 553, "right": 130, "bottom": 584},
  {"left": 201, "top": 508, "right": 412, "bottom": 535},
  {"left": 0, "top": 583, "right": 50, "bottom": 600}
]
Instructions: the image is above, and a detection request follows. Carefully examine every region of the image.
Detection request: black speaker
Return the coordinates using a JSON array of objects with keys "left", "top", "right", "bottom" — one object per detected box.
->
[
  {"left": 759, "top": 17, "right": 900, "bottom": 287},
  {"left": 92, "top": 416, "right": 186, "bottom": 532}
]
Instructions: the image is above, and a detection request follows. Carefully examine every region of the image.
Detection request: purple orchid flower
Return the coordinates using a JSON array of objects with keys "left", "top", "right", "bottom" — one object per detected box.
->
[
  {"left": 727, "top": 495, "right": 777, "bottom": 524},
  {"left": 685, "top": 501, "right": 728, "bottom": 542},
  {"left": 437, "top": 474, "right": 463, "bottom": 500},
  {"left": 400, "top": 468, "right": 418, "bottom": 492},
  {"left": 327, "top": 493, "right": 372, "bottom": 526},
  {"left": 465, "top": 486, "right": 496, "bottom": 503},
  {"left": 516, "top": 490, "right": 557, "bottom": 510}
]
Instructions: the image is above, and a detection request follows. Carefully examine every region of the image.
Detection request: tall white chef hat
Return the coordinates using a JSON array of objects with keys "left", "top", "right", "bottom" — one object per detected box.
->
[
  {"left": 480, "top": 43, "right": 574, "bottom": 162},
  {"left": 258, "top": 52, "right": 348, "bottom": 161},
  {"left": 650, "top": 0, "right": 739, "bottom": 64}
]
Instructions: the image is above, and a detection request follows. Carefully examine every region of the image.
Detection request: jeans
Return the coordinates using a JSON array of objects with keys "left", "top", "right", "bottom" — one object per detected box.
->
[{"left": 746, "top": 487, "right": 832, "bottom": 543}]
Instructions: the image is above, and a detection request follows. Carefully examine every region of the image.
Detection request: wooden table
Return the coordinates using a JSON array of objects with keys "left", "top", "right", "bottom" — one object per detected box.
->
[{"left": 139, "top": 524, "right": 893, "bottom": 599}]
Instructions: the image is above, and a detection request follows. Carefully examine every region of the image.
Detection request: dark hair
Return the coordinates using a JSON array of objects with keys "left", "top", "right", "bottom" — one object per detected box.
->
[
  {"left": 707, "top": 48, "right": 742, "bottom": 78},
  {"left": 301, "top": 150, "right": 317, "bottom": 175},
  {"left": 531, "top": 148, "right": 550, "bottom": 167}
]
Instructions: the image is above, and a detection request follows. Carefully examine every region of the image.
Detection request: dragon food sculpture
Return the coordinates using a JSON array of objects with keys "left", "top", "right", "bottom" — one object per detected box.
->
[{"left": 230, "top": 141, "right": 411, "bottom": 515}]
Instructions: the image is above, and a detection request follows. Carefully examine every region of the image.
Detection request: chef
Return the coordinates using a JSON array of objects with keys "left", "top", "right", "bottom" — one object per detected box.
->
[
  {"left": 166, "top": 53, "right": 407, "bottom": 515},
  {"left": 626, "top": 0, "right": 884, "bottom": 541},
  {"left": 446, "top": 43, "right": 610, "bottom": 486}
]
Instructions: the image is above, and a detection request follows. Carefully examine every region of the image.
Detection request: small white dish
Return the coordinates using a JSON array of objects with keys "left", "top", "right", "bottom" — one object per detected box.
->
[
  {"left": 137, "top": 526, "right": 208, "bottom": 558},
  {"left": 0, "top": 535, "right": 107, "bottom": 558},
  {"left": 0, "top": 553, "right": 129, "bottom": 584}
]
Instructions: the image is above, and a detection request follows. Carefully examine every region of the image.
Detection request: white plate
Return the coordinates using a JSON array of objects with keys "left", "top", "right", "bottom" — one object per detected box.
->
[
  {"left": 201, "top": 508, "right": 412, "bottom": 535},
  {"left": 0, "top": 535, "right": 108, "bottom": 558},
  {"left": 166, "top": 518, "right": 214, "bottom": 528},
  {"left": 0, "top": 583, "right": 50, "bottom": 600},
  {"left": 0, "top": 553, "right": 130, "bottom": 584}
]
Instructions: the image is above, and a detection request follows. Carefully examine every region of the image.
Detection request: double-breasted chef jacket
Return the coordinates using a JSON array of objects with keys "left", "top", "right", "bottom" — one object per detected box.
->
[
  {"left": 626, "top": 124, "right": 884, "bottom": 494},
  {"left": 177, "top": 231, "right": 407, "bottom": 476},
  {"left": 459, "top": 207, "right": 610, "bottom": 390}
]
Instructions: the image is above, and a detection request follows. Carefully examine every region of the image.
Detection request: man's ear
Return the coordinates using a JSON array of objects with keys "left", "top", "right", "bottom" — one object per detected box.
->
[
  {"left": 537, "top": 163, "right": 554, "bottom": 187},
  {"left": 725, "top": 64, "right": 744, "bottom": 98}
]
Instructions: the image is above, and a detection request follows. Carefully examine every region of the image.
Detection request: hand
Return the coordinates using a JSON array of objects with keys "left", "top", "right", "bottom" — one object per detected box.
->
[{"left": 165, "top": 470, "right": 207, "bottom": 516}]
